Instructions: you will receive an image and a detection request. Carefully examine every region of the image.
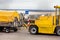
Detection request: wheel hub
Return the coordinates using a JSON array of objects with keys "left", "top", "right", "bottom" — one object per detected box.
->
[
  {"left": 57, "top": 29, "right": 60, "bottom": 35},
  {"left": 31, "top": 28, "right": 36, "bottom": 33}
]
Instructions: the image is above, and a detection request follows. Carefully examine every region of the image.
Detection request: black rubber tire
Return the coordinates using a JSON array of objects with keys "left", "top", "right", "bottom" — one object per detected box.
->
[
  {"left": 29, "top": 25, "right": 38, "bottom": 35},
  {"left": 0, "top": 27, "right": 3, "bottom": 32},
  {"left": 5, "top": 29, "right": 10, "bottom": 33},
  {"left": 14, "top": 28, "right": 18, "bottom": 32},
  {"left": 56, "top": 28, "right": 60, "bottom": 36}
]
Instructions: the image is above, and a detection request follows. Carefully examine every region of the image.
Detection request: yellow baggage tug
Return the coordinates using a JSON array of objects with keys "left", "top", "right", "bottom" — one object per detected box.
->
[
  {"left": 29, "top": 6, "right": 60, "bottom": 36},
  {"left": 0, "top": 11, "right": 20, "bottom": 33}
]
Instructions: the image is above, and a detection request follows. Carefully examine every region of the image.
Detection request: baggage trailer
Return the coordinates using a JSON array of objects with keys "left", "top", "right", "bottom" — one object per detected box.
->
[
  {"left": 0, "top": 11, "right": 20, "bottom": 33},
  {"left": 29, "top": 5, "right": 60, "bottom": 36}
]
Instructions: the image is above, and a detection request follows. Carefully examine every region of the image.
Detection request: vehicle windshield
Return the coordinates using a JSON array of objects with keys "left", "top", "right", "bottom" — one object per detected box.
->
[
  {"left": 56, "top": 8, "right": 60, "bottom": 25},
  {"left": 56, "top": 8, "right": 60, "bottom": 15}
]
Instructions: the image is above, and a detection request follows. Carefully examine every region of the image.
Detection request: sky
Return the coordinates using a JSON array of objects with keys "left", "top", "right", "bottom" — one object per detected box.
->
[{"left": 0, "top": 0, "right": 60, "bottom": 10}]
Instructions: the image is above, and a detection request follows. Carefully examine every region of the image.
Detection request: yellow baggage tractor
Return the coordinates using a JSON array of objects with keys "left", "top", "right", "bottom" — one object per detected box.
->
[
  {"left": 29, "top": 6, "right": 60, "bottom": 36},
  {"left": 0, "top": 10, "right": 20, "bottom": 33}
]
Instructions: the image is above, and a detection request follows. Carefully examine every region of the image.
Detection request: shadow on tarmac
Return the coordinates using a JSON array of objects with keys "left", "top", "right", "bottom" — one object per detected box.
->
[{"left": 31, "top": 33, "right": 60, "bottom": 36}]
